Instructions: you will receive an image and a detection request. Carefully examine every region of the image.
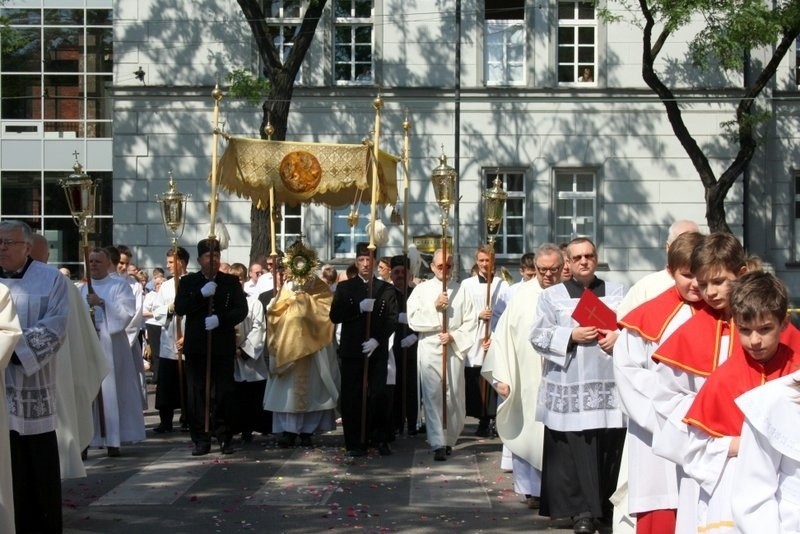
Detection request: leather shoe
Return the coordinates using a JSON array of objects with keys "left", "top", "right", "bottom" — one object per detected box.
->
[
  {"left": 524, "top": 495, "right": 540, "bottom": 509},
  {"left": 152, "top": 425, "right": 173, "bottom": 434},
  {"left": 220, "top": 441, "right": 234, "bottom": 455},
  {"left": 434, "top": 448, "right": 447, "bottom": 461},
  {"left": 573, "top": 517, "right": 595, "bottom": 534},
  {"left": 278, "top": 432, "right": 297, "bottom": 448},
  {"left": 474, "top": 426, "right": 490, "bottom": 438},
  {"left": 347, "top": 449, "right": 366, "bottom": 457},
  {"left": 106, "top": 447, "right": 120, "bottom": 457},
  {"left": 192, "top": 443, "right": 211, "bottom": 456},
  {"left": 378, "top": 442, "right": 392, "bottom": 456},
  {"left": 299, "top": 433, "right": 313, "bottom": 447}
]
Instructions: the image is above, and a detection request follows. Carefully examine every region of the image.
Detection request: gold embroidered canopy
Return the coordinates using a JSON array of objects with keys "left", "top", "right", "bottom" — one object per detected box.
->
[{"left": 215, "top": 136, "right": 400, "bottom": 208}]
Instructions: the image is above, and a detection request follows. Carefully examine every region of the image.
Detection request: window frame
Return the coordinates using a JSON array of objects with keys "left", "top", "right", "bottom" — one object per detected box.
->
[
  {"left": 263, "top": 0, "right": 305, "bottom": 85},
  {"left": 333, "top": 0, "right": 374, "bottom": 85},
  {"left": 483, "top": 167, "right": 526, "bottom": 259},
  {"left": 331, "top": 203, "right": 369, "bottom": 258},
  {"left": 553, "top": 168, "right": 599, "bottom": 247},
  {"left": 556, "top": 0, "right": 597, "bottom": 86},
  {"left": 274, "top": 202, "right": 304, "bottom": 252}
]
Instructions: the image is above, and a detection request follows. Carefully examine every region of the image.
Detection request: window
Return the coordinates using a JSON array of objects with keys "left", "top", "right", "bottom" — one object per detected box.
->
[
  {"left": 794, "top": 174, "right": 800, "bottom": 260},
  {"left": 554, "top": 169, "right": 597, "bottom": 245},
  {"left": 264, "top": 0, "right": 304, "bottom": 83},
  {"left": 275, "top": 203, "right": 303, "bottom": 251},
  {"left": 485, "top": 0, "right": 525, "bottom": 86},
  {"left": 333, "top": 0, "right": 373, "bottom": 84},
  {"left": 0, "top": 6, "right": 113, "bottom": 138},
  {"left": 484, "top": 169, "right": 525, "bottom": 257},
  {"left": 557, "top": 1, "right": 596, "bottom": 85},
  {"left": 332, "top": 203, "right": 369, "bottom": 256}
]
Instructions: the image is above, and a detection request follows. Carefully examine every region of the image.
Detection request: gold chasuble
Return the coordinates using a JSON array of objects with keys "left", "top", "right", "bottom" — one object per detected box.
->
[{"left": 267, "top": 277, "right": 334, "bottom": 373}]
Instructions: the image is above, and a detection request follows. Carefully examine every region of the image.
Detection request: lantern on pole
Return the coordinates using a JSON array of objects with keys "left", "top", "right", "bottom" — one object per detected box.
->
[
  {"left": 156, "top": 171, "right": 190, "bottom": 246},
  {"left": 480, "top": 175, "right": 507, "bottom": 359},
  {"left": 430, "top": 147, "right": 458, "bottom": 429},
  {"left": 60, "top": 153, "right": 99, "bottom": 279}
]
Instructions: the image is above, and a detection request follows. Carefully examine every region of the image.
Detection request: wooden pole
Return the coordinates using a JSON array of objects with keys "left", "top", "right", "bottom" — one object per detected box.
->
[
  {"left": 83, "top": 231, "right": 106, "bottom": 439},
  {"left": 440, "top": 230, "right": 448, "bottom": 430}
]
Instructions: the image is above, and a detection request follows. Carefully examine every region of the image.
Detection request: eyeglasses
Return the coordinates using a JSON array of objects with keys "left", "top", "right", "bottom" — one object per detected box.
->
[
  {"left": 571, "top": 253, "right": 596, "bottom": 262},
  {"left": 0, "top": 240, "right": 26, "bottom": 248},
  {"left": 536, "top": 266, "right": 561, "bottom": 275}
]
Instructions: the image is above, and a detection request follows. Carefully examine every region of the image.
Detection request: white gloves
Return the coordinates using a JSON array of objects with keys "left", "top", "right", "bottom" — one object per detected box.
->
[
  {"left": 201, "top": 281, "right": 217, "bottom": 297},
  {"left": 359, "top": 298, "right": 375, "bottom": 313},
  {"left": 398, "top": 312, "right": 407, "bottom": 324},
  {"left": 204, "top": 315, "right": 219, "bottom": 331},
  {"left": 362, "top": 338, "right": 379, "bottom": 357},
  {"left": 400, "top": 333, "right": 418, "bottom": 348}
]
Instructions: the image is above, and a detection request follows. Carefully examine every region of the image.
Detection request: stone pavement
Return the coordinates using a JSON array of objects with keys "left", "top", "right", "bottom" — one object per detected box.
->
[{"left": 60, "top": 391, "right": 575, "bottom": 533}]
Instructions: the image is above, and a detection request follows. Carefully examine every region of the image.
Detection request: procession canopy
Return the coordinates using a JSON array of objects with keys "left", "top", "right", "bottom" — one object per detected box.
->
[{"left": 216, "top": 137, "right": 400, "bottom": 208}]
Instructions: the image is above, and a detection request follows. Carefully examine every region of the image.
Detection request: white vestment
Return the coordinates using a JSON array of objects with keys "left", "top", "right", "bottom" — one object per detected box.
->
[
  {"left": 56, "top": 283, "right": 109, "bottom": 478},
  {"left": 119, "top": 274, "right": 146, "bottom": 410},
  {"left": 733, "top": 371, "right": 800, "bottom": 533},
  {"left": 529, "top": 281, "right": 626, "bottom": 431},
  {"left": 153, "top": 275, "right": 184, "bottom": 361},
  {"left": 460, "top": 276, "right": 508, "bottom": 367},
  {"left": 235, "top": 296, "right": 268, "bottom": 382},
  {"left": 0, "top": 285, "right": 23, "bottom": 533},
  {"left": 407, "top": 276, "right": 477, "bottom": 449},
  {"left": 616, "top": 269, "right": 673, "bottom": 319},
  {"left": 482, "top": 279, "right": 545, "bottom": 494},
  {"left": 82, "top": 276, "right": 145, "bottom": 447},
  {"left": 613, "top": 303, "right": 693, "bottom": 515}
]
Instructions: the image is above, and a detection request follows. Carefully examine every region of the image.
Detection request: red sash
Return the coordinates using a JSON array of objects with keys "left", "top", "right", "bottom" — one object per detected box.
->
[
  {"left": 683, "top": 344, "right": 800, "bottom": 437},
  {"left": 618, "top": 287, "right": 692, "bottom": 342},
  {"left": 651, "top": 304, "right": 735, "bottom": 377}
]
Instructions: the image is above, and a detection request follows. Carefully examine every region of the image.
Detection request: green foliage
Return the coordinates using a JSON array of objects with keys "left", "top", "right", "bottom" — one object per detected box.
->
[{"left": 225, "top": 67, "right": 271, "bottom": 105}]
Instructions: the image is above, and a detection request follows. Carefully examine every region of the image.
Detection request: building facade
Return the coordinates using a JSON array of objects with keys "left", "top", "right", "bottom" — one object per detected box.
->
[{"left": 3, "top": 0, "right": 800, "bottom": 293}]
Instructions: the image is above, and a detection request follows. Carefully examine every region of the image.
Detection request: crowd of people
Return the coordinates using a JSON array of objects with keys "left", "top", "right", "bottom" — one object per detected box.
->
[{"left": 1, "top": 217, "right": 799, "bottom": 533}]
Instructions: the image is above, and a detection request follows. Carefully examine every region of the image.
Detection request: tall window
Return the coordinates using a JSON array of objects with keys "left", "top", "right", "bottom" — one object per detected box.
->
[
  {"left": 265, "top": 0, "right": 304, "bottom": 83},
  {"left": 275, "top": 203, "right": 303, "bottom": 251},
  {"left": 484, "top": 169, "right": 525, "bottom": 257},
  {"left": 485, "top": 0, "right": 525, "bottom": 86},
  {"left": 333, "top": 0, "right": 373, "bottom": 84},
  {"left": 1, "top": 7, "right": 113, "bottom": 138},
  {"left": 794, "top": 174, "right": 800, "bottom": 260},
  {"left": 557, "top": 1, "right": 596, "bottom": 85},
  {"left": 332, "top": 203, "right": 369, "bottom": 256},
  {"left": 554, "top": 169, "right": 597, "bottom": 245}
]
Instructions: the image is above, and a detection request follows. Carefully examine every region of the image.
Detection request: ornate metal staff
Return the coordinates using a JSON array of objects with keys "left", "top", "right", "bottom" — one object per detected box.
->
[
  {"left": 204, "top": 84, "right": 224, "bottom": 433},
  {"left": 60, "top": 153, "right": 104, "bottom": 436},
  {"left": 156, "top": 171, "right": 190, "bottom": 423},
  {"left": 361, "top": 92, "right": 383, "bottom": 445},
  {"left": 431, "top": 147, "right": 457, "bottom": 429},
  {"left": 399, "top": 110, "right": 411, "bottom": 432},
  {"left": 480, "top": 176, "right": 507, "bottom": 413}
]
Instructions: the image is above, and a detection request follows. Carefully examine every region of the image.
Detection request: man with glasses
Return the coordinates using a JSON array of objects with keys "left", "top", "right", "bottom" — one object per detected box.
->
[
  {"left": 407, "top": 249, "right": 477, "bottom": 461},
  {"left": 529, "top": 237, "right": 627, "bottom": 534},
  {"left": 0, "top": 220, "right": 69, "bottom": 533},
  {"left": 483, "top": 243, "right": 564, "bottom": 510},
  {"left": 243, "top": 262, "right": 263, "bottom": 297}
]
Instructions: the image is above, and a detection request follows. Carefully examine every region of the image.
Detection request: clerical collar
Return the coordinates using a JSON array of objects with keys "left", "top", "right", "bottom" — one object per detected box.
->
[
  {"left": 564, "top": 276, "right": 604, "bottom": 298},
  {"left": 477, "top": 274, "right": 488, "bottom": 284},
  {"left": 0, "top": 257, "right": 32, "bottom": 279}
]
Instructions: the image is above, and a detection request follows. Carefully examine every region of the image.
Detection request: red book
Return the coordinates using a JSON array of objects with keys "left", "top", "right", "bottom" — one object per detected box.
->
[{"left": 571, "top": 288, "right": 617, "bottom": 337}]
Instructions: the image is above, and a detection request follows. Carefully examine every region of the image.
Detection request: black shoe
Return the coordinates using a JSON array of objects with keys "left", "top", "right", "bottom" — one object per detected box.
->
[
  {"left": 81, "top": 447, "right": 88, "bottom": 461},
  {"left": 106, "top": 447, "right": 121, "bottom": 457},
  {"left": 433, "top": 447, "right": 447, "bottom": 461},
  {"left": 241, "top": 432, "right": 253, "bottom": 443},
  {"left": 445, "top": 446, "right": 452, "bottom": 455},
  {"left": 573, "top": 517, "right": 595, "bottom": 534},
  {"left": 220, "top": 441, "right": 234, "bottom": 455},
  {"left": 152, "top": 425, "right": 173, "bottom": 434},
  {"left": 192, "top": 443, "right": 211, "bottom": 456},
  {"left": 378, "top": 442, "right": 392, "bottom": 456},
  {"left": 347, "top": 449, "right": 366, "bottom": 457},
  {"left": 299, "top": 433, "right": 313, "bottom": 447},
  {"left": 180, "top": 422, "right": 190, "bottom": 432},
  {"left": 417, "top": 424, "right": 426, "bottom": 434},
  {"left": 278, "top": 432, "right": 297, "bottom": 448},
  {"left": 524, "top": 495, "right": 540, "bottom": 509},
  {"left": 407, "top": 428, "right": 418, "bottom": 436},
  {"left": 475, "top": 426, "right": 490, "bottom": 437}
]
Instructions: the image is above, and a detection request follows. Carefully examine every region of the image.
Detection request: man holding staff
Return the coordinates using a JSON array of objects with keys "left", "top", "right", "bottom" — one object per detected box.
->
[
  {"left": 407, "top": 248, "right": 477, "bottom": 461},
  {"left": 174, "top": 238, "right": 247, "bottom": 456}
]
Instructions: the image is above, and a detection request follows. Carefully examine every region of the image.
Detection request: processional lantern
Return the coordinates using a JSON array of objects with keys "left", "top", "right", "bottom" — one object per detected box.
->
[
  {"left": 483, "top": 176, "right": 507, "bottom": 244},
  {"left": 60, "top": 155, "right": 99, "bottom": 238},
  {"left": 156, "top": 171, "right": 190, "bottom": 245},
  {"left": 431, "top": 149, "right": 457, "bottom": 220}
]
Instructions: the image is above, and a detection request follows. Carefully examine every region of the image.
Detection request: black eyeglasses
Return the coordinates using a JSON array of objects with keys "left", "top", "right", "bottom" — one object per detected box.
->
[
  {"left": 571, "top": 253, "right": 596, "bottom": 262},
  {"left": 536, "top": 266, "right": 560, "bottom": 275}
]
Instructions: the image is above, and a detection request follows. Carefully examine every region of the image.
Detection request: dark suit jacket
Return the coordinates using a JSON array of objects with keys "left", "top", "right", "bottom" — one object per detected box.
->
[
  {"left": 174, "top": 270, "right": 248, "bottom": 357},
  {"left": 330, "top": 276, "right": 397, "bottom": 361}
]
